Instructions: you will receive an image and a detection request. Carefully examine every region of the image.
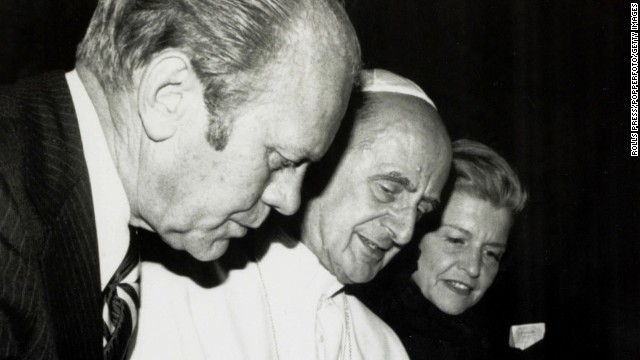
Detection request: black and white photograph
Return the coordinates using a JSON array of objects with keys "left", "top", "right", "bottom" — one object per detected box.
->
[{"left": 0, "top": 1, "right": 636, "bottom": 359}]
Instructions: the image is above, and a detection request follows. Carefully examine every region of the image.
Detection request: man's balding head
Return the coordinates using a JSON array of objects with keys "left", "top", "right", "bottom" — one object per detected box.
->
[{"left": 351, "top": 92, "right": 449, "bottom": 158}]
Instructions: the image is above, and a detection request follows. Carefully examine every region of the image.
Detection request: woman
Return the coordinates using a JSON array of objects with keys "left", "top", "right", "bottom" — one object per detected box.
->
[{"left": 353, "top": 139, "right": 527, "bottom": 359}]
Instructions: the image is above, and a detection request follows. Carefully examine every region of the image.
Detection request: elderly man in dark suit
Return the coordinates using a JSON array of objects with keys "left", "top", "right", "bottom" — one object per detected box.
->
[{"left": 0, "top": 0, "right": 360, "bottom": 359}]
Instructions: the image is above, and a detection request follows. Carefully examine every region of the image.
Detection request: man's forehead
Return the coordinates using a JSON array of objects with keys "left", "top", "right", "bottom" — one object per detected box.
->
[
  {"left": 263, "top": 48, "right": 353, "bottom": 163},
  {"left": 340, "top": 87, "right": 450, "bottom": 178},
  {"left": 361, "top": 92, "right": 450, "bottom": 159}
]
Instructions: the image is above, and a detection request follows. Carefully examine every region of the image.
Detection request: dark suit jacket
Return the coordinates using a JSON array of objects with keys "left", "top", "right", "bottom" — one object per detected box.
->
[{"left": 0, "top": 72, "right": 103, "bottom": 359}]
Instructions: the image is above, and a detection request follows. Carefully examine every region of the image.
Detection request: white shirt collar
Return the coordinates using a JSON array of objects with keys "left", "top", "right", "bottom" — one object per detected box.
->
[
  {"left": 66, "top": 70, "right": 131, "bottom": 290},
  {"left": 258, "top": 233, "right": 344, "bottom": 299}
]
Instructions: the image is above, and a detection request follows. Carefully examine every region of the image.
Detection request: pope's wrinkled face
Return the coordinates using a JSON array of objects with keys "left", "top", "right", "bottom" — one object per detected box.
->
[
  {"left": 302, "top": 94, "right": 451, "bottom": 284},
  {"left": 138, "top": 40, "right": 353, "bottom": 261},
  {"left": 413, "top": 191, "right": 512, "bottom": 315}
]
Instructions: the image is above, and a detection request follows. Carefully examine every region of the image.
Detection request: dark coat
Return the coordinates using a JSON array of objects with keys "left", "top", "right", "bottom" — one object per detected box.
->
[
  {"left": 0, "top": 72, "right": 102, "bottom": 360},
  {"left": 349, "top": 238, "right": 495, "bottom": 360},
  {"left": 364, "top": 277, "right": 492, "bottom": 360}
]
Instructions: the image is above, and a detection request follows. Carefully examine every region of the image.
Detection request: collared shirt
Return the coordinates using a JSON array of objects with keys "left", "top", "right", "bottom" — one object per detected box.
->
[
  {"left": 131, "top": 235, "right": 409, "bottom": 360},
  {"left": 65, "top": 70, "right": 131, "bottom": 291}
]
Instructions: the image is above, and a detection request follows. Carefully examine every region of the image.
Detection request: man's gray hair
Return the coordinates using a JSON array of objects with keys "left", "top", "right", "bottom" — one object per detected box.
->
[{"left": 76, "top": 0, "right": 360, "bottom": 149}]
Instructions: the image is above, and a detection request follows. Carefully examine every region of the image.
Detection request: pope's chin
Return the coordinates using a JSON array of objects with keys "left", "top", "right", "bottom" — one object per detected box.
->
[
  {"left": 345, "top": 254, "right": 387, "bottom": 284},
  {"left": 335, "top": 262, "right": 381, "bottom": 285}
]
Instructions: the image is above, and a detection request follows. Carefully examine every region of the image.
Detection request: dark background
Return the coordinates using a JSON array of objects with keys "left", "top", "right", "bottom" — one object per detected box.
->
[{"left": 0, "top": 0, "right": 637, "bottom": 358}]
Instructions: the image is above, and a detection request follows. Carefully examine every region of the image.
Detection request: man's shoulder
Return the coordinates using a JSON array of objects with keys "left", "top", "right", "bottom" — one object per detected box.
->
[
  {"left": 0, "top": 71, "right": 70, "bottom": 111},
  {"left": 0, "top": 70, "right": 86, "bottom": 255},
  {"left": 0, "top": 71, "right": 74, "bottom": 159}
]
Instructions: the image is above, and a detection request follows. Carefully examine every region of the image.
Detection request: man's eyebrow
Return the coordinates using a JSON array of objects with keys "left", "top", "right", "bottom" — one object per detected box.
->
[{"left": 369, "top": 171, "right": 417, "bottom": 192}]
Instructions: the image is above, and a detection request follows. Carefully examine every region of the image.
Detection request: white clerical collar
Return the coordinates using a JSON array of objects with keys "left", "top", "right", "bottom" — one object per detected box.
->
[
  {"left": 260, "top": 233, "right": 344, "bottom": 299},
  {"left": 66, "top": 70, "right": 131, "bottom": 291}
]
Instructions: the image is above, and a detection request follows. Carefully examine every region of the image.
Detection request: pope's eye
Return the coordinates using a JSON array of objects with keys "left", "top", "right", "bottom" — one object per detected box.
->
[{"left": 372, "top": 181, "right": 401, "bottom": 202}]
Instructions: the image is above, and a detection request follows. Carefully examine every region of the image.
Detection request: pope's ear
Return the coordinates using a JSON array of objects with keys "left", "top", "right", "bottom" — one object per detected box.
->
[{"left": 138, "top": 51, "right": 200, "bottom": 141}]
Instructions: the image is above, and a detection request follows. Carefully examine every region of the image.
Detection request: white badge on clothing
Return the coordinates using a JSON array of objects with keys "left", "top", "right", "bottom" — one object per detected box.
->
[{"left": 508, "top": 322, "right": 545, "bottom": 350}]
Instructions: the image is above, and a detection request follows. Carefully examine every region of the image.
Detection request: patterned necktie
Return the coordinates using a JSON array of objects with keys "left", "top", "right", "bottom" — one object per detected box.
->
[{"left": 103, "top": 226, "right": 141, "bottom": 360}]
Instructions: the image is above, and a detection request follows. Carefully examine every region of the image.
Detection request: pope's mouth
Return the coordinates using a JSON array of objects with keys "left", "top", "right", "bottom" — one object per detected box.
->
[{"left": 356, "top": 233, "right": 389, "bottom": 258}]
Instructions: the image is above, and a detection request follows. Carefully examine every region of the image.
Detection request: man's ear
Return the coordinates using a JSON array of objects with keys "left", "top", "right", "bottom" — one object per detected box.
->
[{"left": 138, "top": 50, "right": 201, "bottom": 141}]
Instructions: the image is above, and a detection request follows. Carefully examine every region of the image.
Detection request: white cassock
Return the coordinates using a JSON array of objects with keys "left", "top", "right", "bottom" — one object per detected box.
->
[{"left": 130, "top": 234, "right": 409, "bottom": 360}]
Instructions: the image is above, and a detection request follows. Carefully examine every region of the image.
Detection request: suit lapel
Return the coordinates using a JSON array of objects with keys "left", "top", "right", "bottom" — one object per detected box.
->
[{"left": 19, "top": 72, "right": 103, "bottom": 360}]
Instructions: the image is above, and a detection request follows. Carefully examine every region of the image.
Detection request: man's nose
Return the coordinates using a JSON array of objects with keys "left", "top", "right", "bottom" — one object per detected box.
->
[
  {"left": 382, "top": 207, "right": 416, "bottom": 246},
  {"left": 261, "top": 168, "right": 304, "bottom": 216},
  {"left": 457, "top": 248, "right": 482, "bottom": 278}
]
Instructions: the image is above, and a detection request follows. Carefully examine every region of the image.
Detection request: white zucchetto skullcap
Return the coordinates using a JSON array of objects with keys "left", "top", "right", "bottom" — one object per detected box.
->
[{"left": 360, "top": 69, "right": 437, "bottom": 110}]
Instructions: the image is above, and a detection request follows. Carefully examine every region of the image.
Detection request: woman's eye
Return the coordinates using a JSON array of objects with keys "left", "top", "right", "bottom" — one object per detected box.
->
[{"left": 485, "top": 250, "right": 503, "bottom": 262}]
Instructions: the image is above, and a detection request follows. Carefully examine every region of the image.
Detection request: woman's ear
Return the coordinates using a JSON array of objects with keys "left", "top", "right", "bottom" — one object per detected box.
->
[{"left": 138, "top": 50, "right": 201, "bottom": 142}]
